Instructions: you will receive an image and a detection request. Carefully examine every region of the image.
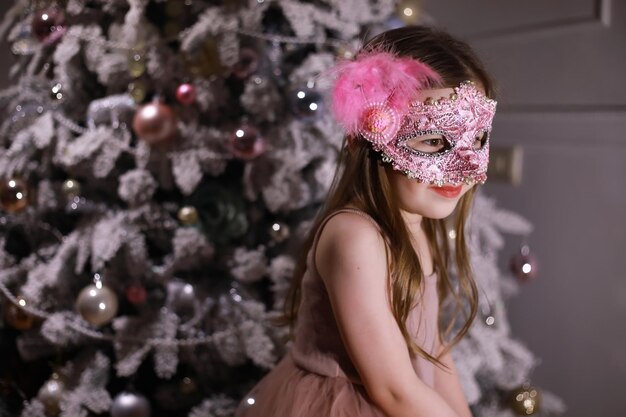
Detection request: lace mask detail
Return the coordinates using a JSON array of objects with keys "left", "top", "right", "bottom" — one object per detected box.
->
[{"left": 372, "top": 80, "right": 497, "bottom": 186}]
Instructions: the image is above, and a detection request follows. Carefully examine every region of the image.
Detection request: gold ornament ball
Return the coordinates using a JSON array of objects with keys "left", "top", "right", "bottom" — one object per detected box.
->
[
  {"left": 396, "top": 0, "right": 423, "bottom": 25},
  {"left": 128, "top": 80, "right": 148, "bottom": 103},
  {"left": 508, "top": 384, "right": 541, "bottom": 415},
  {"left": 38, "top": 373, "right": 65, "bottom": 417},
  {"left": 0, "top": 177, "right": 29, "bottom": 213},
  {"left": 335, "top": 45, "right": 356, "bottom": 60},
  {"left": 62, "top": 179, "right": 81, "bottom": 198},
  {"left": 177, "top": 206, "right": 199, "bottom": 225},
  {"left": 165, "top": 0, "right": 185, "bottom": 17},
  {"left": 179, "top": 376, "right": 198, "bottom": 395},
  {"left": 75, "top": 284, "right": 119, "bottom": 327},
  {"left": 128, "top": 50, "right": 146, "bottom": 78},
  {"left": 164, "top": 21, "right": 183, "bottom": 38},
  {"left": 132, "top": 101, "right": 178, "bottom": 144},
  {"left": 184, "top": 38, "right": 223, "bottom": 77},
  {"left": 4, "top": 296, "right": 36, "bottom": 330}
]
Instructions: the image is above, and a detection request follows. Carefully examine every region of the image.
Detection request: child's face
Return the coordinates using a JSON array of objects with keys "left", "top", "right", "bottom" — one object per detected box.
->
[
  {"left": 386, "top": 86, "right": 477, "bottom": 219},
  {"left": 387, "top": 165, "right": 475, "bottom": 219}
]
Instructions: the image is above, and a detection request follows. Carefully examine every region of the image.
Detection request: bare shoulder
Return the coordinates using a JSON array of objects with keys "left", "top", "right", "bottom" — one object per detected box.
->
[{"left": 314, "top": 211, "right": 387, "bottom": 283}]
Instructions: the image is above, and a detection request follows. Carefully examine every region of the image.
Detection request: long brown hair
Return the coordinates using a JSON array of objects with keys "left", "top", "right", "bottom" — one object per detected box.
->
[{"left": 275, "top": 25, "right": 497, "bottom": 369}]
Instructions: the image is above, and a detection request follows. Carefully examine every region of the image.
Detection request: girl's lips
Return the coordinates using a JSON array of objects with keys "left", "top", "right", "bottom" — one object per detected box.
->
[{"left": 428, "top": 184, "right": 462, "bottom": 198}]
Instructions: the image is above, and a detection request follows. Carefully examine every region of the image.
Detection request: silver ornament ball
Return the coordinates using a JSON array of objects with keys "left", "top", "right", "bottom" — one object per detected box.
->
[
  {"left": 111, "top": 391, "right": 151, "bottom": 417},
  {"left": 75, "top": 284, "right": 119, "bottom": 327},
  {"left": 37, "top": 374, "right": 65, "bottom": 416},
  {"left": 166, "top": 280, "right": 197, "bottom": 318},
  {"left": 290, "top": 82, "right": 323, "bottom": 120}
]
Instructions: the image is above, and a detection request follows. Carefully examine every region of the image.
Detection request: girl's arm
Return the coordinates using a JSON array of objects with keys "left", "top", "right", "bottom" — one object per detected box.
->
[
  {"left": 433, "top": 337, "right": 473, "bottom": 417},
  {"left": 316, "top": 212, "right": 462, "bottom": 417}
]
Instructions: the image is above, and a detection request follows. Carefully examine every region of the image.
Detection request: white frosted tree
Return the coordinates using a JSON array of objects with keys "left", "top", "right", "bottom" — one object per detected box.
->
[
  {"left": 451, "top": 191, "right": 566, "bottom": 416},
  {"left": 0, "top": 1, "right": 563, "bottom": 416}
]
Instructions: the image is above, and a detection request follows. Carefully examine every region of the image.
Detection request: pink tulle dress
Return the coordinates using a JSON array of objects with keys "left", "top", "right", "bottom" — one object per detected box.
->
[{"left": 234, "top": 208, "right": 440, "bottom": 417}]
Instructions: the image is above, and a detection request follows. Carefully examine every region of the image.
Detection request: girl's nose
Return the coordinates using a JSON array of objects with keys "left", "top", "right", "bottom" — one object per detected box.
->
[
  {"left": 457, "top": 148, "right": 474, "bottom": 158},
  {"left": 456, "top": 148, "right": 479, "bottom": 168}
]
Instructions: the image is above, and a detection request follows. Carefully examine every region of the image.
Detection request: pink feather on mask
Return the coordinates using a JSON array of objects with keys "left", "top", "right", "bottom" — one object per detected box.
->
[{"left": 330, "top": 51, "right": 442, "bottom": 138}]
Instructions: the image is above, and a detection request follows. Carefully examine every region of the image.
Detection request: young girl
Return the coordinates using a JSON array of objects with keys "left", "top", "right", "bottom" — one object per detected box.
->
[{"left": 235, "top": 25, "right": 497, "bottom": 417}]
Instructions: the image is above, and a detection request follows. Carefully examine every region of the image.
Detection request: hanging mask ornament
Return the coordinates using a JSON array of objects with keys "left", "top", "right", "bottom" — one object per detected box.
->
[{"left": 330, "top": 51, "right": 497, "bottom": 186}]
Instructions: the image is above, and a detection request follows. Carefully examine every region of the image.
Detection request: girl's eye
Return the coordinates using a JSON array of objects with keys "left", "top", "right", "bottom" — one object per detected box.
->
[
  {"left": 406, "top": 134, "right": 451, "bottom": 154},
  {"left": 474, "top": 131, "right": 488, "bottom": 149}
]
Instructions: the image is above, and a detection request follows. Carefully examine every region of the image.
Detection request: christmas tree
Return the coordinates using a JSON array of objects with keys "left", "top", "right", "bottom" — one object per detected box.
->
[{"left": 0, "top": 1, "right": 564, "bottom": 416}]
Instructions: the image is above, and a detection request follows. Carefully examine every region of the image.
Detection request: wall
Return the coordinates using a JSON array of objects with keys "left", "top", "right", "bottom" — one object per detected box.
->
[{"left": 425, "top": 1, "right": 626, "bottom": 416}]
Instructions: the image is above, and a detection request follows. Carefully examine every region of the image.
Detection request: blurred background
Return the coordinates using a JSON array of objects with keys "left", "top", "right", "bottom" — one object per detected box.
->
[
  {"left": 432, "top": 1, "right": 626, "bottom": 416},
  {"left": 0, "top": 1, "right": 624, "bottom": 417}
]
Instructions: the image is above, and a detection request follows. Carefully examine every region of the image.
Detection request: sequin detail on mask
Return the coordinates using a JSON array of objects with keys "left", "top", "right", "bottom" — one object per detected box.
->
[
  {"left": 373, "top": 80, "right": 497, "bottom": 186},
  {"left": 359, "top": 102, "right": 401, "bottom": 145}
]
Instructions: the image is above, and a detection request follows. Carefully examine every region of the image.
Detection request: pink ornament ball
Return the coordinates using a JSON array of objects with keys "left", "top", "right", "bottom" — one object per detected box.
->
[
  {"left": 126, "top": 284, "right": 147, "bottom": 305},
  {"left": 509, "top": 246, "right": 539, "bottom": 282},
  {"left": 132, "top": 101, "right": 178, "bottom": 144},
  {"left": 176, "top": 83, "right": 196, "bottom": 105},
  {"left": 231, "top": 47, "right": 260, "bottom": 79},
  {"left": 31, "top": 7, "right": 66, "bottom": 44},
  {"left": 228, "top": 124, "right": 265, "bottom": 161}
]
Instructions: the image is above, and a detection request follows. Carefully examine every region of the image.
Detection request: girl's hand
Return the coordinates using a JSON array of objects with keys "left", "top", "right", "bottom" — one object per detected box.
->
[{"left": 433, "top": 337, "right": 473, "bottom": 417}]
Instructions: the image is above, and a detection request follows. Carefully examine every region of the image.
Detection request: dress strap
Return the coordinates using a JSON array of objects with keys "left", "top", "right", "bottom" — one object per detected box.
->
[{"left": 310, "top": 208, "right": 385, "bottom": 279}]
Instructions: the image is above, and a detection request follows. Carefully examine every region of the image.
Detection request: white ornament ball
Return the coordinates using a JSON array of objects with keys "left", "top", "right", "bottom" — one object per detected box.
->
[{"left": 75, "top": 284, "right": 119, "bottom": 327}]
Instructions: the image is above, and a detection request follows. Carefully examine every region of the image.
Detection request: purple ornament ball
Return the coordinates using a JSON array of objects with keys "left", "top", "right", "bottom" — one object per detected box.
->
[{"left": 228, "top": 124, "right": 265, "bottom": 160}]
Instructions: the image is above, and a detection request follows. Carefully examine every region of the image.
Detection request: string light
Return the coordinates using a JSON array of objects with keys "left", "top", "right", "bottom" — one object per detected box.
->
[
  {"left": 63, "top": 26, "right": 350, "bottom": 53},
  {"left": 0, "top": 267, "right": 254, "bottom": 348}
]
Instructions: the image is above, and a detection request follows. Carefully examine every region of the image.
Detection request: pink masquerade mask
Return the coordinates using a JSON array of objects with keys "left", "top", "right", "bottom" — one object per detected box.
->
[{"left": 330, "top": 51, "right": 497, "bottom": 186}]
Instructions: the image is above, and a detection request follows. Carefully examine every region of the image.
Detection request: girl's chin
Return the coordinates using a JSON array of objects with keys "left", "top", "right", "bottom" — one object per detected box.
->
[{"left": 402, "top": 204, "right": 457, "bottom": 220}]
